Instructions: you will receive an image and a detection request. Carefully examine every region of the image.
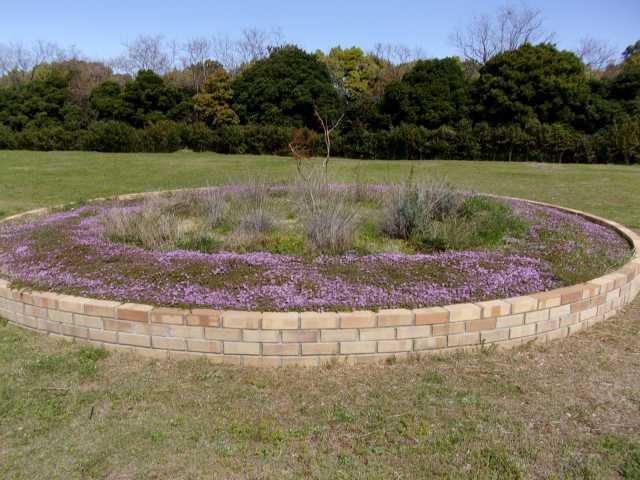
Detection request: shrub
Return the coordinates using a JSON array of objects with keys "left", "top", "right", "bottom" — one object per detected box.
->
[
  {"left": 302, "top": 199, "right": 359, "bottom": 253},
  {"left": 383, "top": 180, "right": 462, "bottom": 239},
  {"left": 15, "top": 126, "right": 79, "bottom": 151},
  {"left": 182, "top": 122, "right": 216, "bottom": 152},
  {"left": 237, "top": 208, "right": 275, "bottom": 236},
  {"left": 141, "top": 120, "right": 183, "bottom": 153},
  {"left": 81, "top": 121, "right": 141, "bottom": 152},
  {"left": 0, "top": 124, "right": 17, "bottom": 149}
]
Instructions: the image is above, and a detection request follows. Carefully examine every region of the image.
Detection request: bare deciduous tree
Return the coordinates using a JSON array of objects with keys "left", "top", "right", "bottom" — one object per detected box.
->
[
  {"left": 0, "top": 40, "right": 76, "bottom": 85},
  {"left": 451, "top": 3, "right": 554, "bottom": 64},
  {"left": 236, "top": 27, "right": 284, "bottom": 66},
  {"left": 115, "top": 35, "right": 172, "bottom": 74},
  {"left": 575, "top": 37, "right": 617, "bottom": 70},
  {"left": 314, "top": 106, "right": 345, "bottom": 181}
]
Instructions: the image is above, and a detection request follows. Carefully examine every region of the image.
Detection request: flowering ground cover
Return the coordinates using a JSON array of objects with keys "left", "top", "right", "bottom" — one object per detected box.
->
[{"left": 0, "top": 186, "right": 631, "bottom": 311}]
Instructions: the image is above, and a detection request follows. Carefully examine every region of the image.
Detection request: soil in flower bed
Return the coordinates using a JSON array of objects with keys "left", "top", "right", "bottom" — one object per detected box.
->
[{"left": 0, "top": 183, "right": 631, "bottom": 311}]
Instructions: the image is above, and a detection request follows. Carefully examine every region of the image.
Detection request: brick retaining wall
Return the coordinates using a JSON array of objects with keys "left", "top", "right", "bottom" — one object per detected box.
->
[{"left": 1, "top": 196, "right": 639, "bottom": 367}]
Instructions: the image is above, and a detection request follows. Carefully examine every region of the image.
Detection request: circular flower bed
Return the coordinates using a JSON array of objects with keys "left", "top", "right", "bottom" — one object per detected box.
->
[{"left": 0, "top": 185, "right": 631, "bottom": 311}]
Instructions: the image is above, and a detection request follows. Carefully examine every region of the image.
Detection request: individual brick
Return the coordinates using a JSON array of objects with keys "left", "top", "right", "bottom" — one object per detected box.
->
[
  {"left": 444, "top": 303, "right": 481, "bottom": 322},
  {"left": 281, "top": 356, "right": 319, "bottom": 367},
  {"left": 505, "top": 296, "right": 538, "bottom": 314},
  {"left": 89, "top": 329, "right": 118, "bottom": 343},
  {"left": 168, "top": 325, "right": 204, "bottom": 339},
  {"left": 31, "top": 292, "right": 60, "bottom": 309},
  {"left": 396, "top": 325, "right": 432, "bottom": 339},
  {"left": 531, "top": 291, "right": 562, "bottom": 308},
  {"left": 321, "top": 329, "right": 358, "bottom": 342},
  {"left": 135, "top": 347, "right": 168, "bottom": 361},
  {"left": 581, "top": 283, "right": 601, "bottom": 299},
  {"left": 496, "top": 314, "right": 524, "bottom": 328},
  {"left": 244, "top": 356, "right": 282, "bottom": 368},
  {"left": 187, "top": 339, "right": 221, "bottom": 353},
  {"left": 480, "top": 329, "right": 509, "bottom": 343},
  {"left": 545, "top": 327, "right": 568, "bottom": 342},
  {"left": 243, "top": 329, "right": 281, "bottom": 342},
  {"left": 340, "top": 341, "right": 376, "bottom": 354},
  {"left": 510, "top": 323, "right": 536, "bottom": 339},
  {"left": 339, "top": 311, "right": 376, "bottom": 328},
  {"left": 117, "top": 303, "right": 153, "bottom": 322},
  {"left": 152, "top": 336, "right": 186, "bottom": 351},
  {"left": 414, "top": 307, "right": 449, "bottom": 325},
  {"left": 204, "top": 327, "right": 242, "bottom": 341},
  {"left": 587, "top": 276, "right": 616, "bottom": 294},
  {"left": 377, "top": 339, "right": 412, "bottom": 353},
  {"left": 549, "top": 304, "right": 571, "bottom": 321},
  {"left": 224, "top": 341, "right": 260, "bottom": 355},
  {"left": 186, "top": 309, "right": 220, "bottom": 327},
  {"left": 84, "top": 299, "right": 121, "bottom": 318},
  {"left": 466, "top": 317, "right": 497, "bottom": 332},
  {"left": 359, "top": 328, "right": 395, "bottom": 341},
  {"left": 24, "top": 305, "right": 47, "bottom": 320},
  {"left": 48, "top": 309, "right": 74, "bottom": 324},
  {"left": 56, "top": 295, "right": 89, "bottom": 314},
  {"left": 282, "top": 330, "right": 319, "bottom": 343},
  {"left": 118, "top": 333, "right": 151, "bottom": 347},
  {"left": 262, "top": 343, "right": 299, "bottom": 356},
  {"left": 525, "top": 309, "right": 549, "bottom": 324},
  {"left": 300, "top": 312, "right": 338, "bottom": 329},
  {"left": 103, "top": 318, "right": 135, "bottom": 333},
  {"left": 377, "top": 309, "right": 413, "bottom": 327},
  {"left": 475, "top": 300, "right": 511, "bottom": 318},
  {"left": 301, "top": 342, "right": 339, "bottom": 355},
  {"left": 73, "top": 314, "right": 102, "bottom": 329},
  {"left": 579, "top": 307, "right": 598, "bottom": 321},
  {"left": 447, "top": 332, "right": 480, "bottom": 347},
  {"left": 222, "top": 311, "right": 261, "bottom": 329},
  {"left": 432, "top": 322, "right": 465, "bottom": 336},
  {"left": 152, "top": 307, "right": 187, "bottom": 325},
  {"left": 262, "top": 312, "right": 299, "bottom": 330},
  {"left": 536, "top": 318, "right": 560, "bottom": 333},
  {"left": 169, "top": 351, "right": 205, "bottom": 361},
  {"left": 559, "top": 286, "right": 584, "bottom": 305}
]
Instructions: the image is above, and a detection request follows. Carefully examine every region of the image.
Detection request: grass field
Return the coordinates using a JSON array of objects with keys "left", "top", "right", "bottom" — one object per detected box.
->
[{"left": 1, "top": 150, "right": 639, "bottom": 479}]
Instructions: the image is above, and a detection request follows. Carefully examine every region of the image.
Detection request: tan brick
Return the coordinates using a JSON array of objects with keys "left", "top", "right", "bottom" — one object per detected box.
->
[
  {"left": 559, "top": 286, "right": 584, "bottom": 305},
  {"left": 152, "top": 336, "right": 186, "bottom": 350},
  {"left": 224, "top": 341, "right": 260, "bottom": 355},
  {"left": 378, "top": 308, "right": 413, "bottom": 326},
  {"left": 169, "top": 350, "right": 204, "bottom": 361},
  {"left": 414, "top": 307, "right": 449, "bottom": 325},
  {"left": 445, "top": 303, "right": 481, "bottom": 322},
  {"left": 359, "top": 327, "right": 395, "bottom": 341},
  {"left": 579, "top": 306, "right": 598, "bottom": 321},
  {"left": 135, "top": 347, "right": 168, "bottom": 361},
  {"left": 243, "top": 329, "right": 281, "bottom": 342},
  {"left": 103, "top": 318, "right": 135, "bottom": 333},
  {"left": 525, "top": 309, "right": 550, "bottom": 324},
  {"left": 510, "top": 323, "right": 536, "bottom": 338},
  {"left": 321, "top": 329, "right": 358, "bottom": 342},
  {"left": 588, "top": 275, "right": 616, "bottom": 294},
  {"left": 432, "top": 322, "right": 465, "bottom": 336},
  {"left": 546, "top": 327, "right": 568, "bottom": 342},
  {"left": 73, "top": 314, "right": 102, "bottom": 329},
  {"left": 263, "top": 343, "right": 299, "bottom": 356},
  {"left": 134, "top": 323, "right": 166, "bottom": 336},
  {"left": 84, "top": 299, "right": 120, "bottom": 318},
  {"left": 152, "top": 307, "right": 187, "bottom": 325},
  {"left": 340, "top": 311, "right": 376, "bottom": 328},
  {"left": 187, "top": 339, "right": 221, "bottom": 353},
  {"left": 377, "top": 339, "right": 412, "bottom": 352},
  {"left": 505, "top": 296, "right": 538, "bottom": 313},
  {"left": 300, "top": 312, "right": 338, "bottom": 329},
  {"left": 48, "top": 309, "right": 74, "bottom": 324},
  {"left": 89, "top": 329, "right": 117, "bottom": 343},
  {"left": 31, "top": 292, "right": 60, "bottom": 309},
  {"left": 568, "top": 322, "right": 585, "bottom": 335},
  {"left": 301, "top": 342, "right": 339, "bottom": 355},
  {"left": 282, "top": 330, "right": 319, "bottom": 343},
  {"left": 476, "top": 300, "right": 511, "bottom": 318},
  {"left": 169, "top": 325, "right": 204, "bottom": 338},
  {"left": 536, "top": 318, "right": 559, "bottom": 333},
  {"left": 448, "top": 332, "right": 480, "bottom": 347},
  {"left": 581, "top": 283, "right": 601, "bottom": 299},
  {"left": 549, "top": 304, "right": 571, "bottom": 320},
  {"left": 262, "top": 312, "right": 299, "bottom": 329},
  {"left": 396, "top": 325, "right": 432, "bottom": 339},
  {"left": 118, "top": 333, "right": 151, "bottom": 347},
  {"left": 24, "top": 305, "right": 47, "bottom": 320},
  {"left": 222, "top": 311, "right": 261, "bottom": 329},
  {"left": 340, "top": 341, "right": 376, "bottom": 354},
  {"left": 414, "top": 336, "right": 447, "bottom": 350},
  {"left": 57, "top": 295, "right": 88, "bottom": 313},
  {"left": 496, "top": 314, "right": 524, "bottom": 328},
  {"left": 531, "top": 291, "right": 562, "bottom": 308},
  {"left": 467, "top": 317, "right": 497, "bottom": 332},
  {"left": 204, "top": 327, "right": 242, "bottom": 341},
  {"left": 560, "top": 312, "right": 580, "bottom": 327},
  {"left": 117, "top": 303, "right": 153, "bottom": 322},
  {"left": 244, "top": 356, "right": 282, "bottom": 368},
  {"left": 186, "top": 309, "right": 220, "bottom": 326},
  {"left": 480, "top": 329, "right": 509, "bottom": 343}
]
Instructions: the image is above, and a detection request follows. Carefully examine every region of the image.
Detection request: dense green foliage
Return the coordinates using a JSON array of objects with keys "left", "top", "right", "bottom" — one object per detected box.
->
[{"left": 0, "top": 42, "right": 639, "bottom": 163}]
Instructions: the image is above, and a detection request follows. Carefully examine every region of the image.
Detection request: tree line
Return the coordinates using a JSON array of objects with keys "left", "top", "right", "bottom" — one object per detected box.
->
[{"left": 0, "top": 9, "right": 638, "bottom": 163}]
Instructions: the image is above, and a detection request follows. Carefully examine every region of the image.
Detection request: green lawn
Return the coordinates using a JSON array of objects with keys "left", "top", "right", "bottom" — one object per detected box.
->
[
  {"left": 1, "top": 150, "right": 639, "bottom": 228},
  {"left": 1, "top": 151, "right": 640, "bottom": 479}
]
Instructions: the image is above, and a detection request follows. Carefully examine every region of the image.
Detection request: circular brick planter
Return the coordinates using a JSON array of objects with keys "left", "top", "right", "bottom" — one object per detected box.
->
[{"left": 1, "top": 193, "right": 639, "bottom": 367}]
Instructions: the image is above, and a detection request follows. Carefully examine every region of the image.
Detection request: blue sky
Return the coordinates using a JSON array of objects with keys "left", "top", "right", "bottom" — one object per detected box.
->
[{"left": 2, "top": 0, "right": 639, "bottom": 60}]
